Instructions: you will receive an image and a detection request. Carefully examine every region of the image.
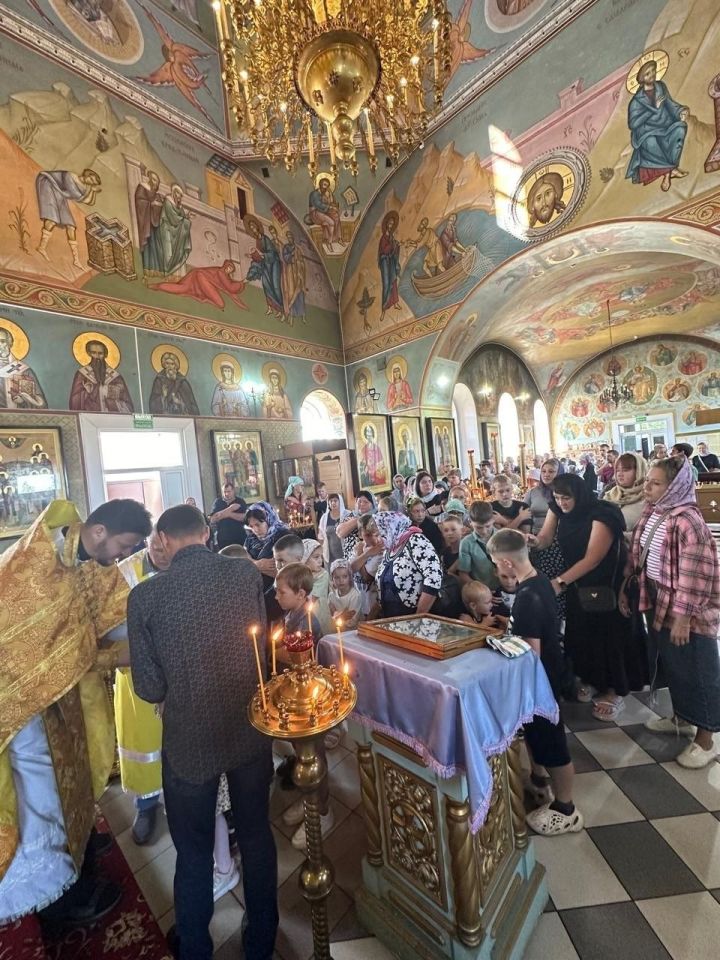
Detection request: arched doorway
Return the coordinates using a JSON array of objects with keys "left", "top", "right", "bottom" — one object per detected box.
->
[
  {"left": 300, "top": 390, "right": 347, "bottom": 441},
  {"left": 452, "top": 382, "right": 480, "bottom": 477},
  {"left": 533, "top": 399, "right": 552, "bottom": 457},
  {"left": 498, "top": 392, "right": 520, "bottom": 466}
]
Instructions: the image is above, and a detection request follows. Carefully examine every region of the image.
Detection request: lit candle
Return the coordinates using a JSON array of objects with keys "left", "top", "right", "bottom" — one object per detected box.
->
[
  {"left": 271, "top": 626, "right": 283, "bottom": 675},
  {"left": 334, "top": 615, "right": 345, "bottom": 668},
  {"left": 306, "top": 600, "right": 314, "bottom": 635},
  {"left": 250, "top": 625, "right": 267, "bottom": 712},
  {"left": 342, "top": 661, "right": 350, "bottom": 691}
]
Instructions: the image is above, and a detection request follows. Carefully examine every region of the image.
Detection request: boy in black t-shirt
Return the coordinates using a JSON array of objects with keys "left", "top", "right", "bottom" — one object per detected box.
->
[
  {"left": 490, "top": 477, "right": 532, "bottom": 531},
  {"left": 487, "top": 529, "right": 583, "bottom": 837}
]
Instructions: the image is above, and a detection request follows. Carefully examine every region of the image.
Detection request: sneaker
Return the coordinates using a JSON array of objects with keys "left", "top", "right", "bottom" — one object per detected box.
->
[
  {"left": 676, "top": 741, "right": 718, "bottom": 769},
  {"left": 291, "top": 809, "right": 335, "bottom": 851},
  {"left": 644, "top": 716, "right": 697, "bottom": 737},
  {"left": 526, "top": 804, "right": 584, "bottom": 837},
  {"left": 131, "top": 806, "right": 158, "bottom": 846},
  {"left": 282, "top": 798, "right": 305, "bottom": 827},
  {"left": 213, "top": 864, "right": 240, "bottom": 901}
]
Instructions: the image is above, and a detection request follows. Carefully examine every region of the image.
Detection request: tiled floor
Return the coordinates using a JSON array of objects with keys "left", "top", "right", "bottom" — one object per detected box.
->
[{"left": 100, "top": 694, "right": 720, "bottom": 959}]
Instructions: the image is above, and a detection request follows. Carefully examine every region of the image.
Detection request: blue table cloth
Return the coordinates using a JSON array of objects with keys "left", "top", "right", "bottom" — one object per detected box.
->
[{"left": 318, "top": 631, "right": 559, "bottom": 832}]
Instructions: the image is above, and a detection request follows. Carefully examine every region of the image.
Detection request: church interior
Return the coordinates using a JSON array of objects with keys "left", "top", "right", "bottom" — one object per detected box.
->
[{"left": 2, "top": 0, "right": 720, "bottom": 957}]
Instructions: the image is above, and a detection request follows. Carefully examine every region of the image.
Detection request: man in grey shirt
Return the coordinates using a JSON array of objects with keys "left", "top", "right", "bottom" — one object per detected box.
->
[{"left": 128, "top": 504, "right": 277, "bottom": 960}]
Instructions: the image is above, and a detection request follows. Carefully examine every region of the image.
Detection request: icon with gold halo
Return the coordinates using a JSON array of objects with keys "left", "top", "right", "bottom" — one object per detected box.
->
[
  {"left": 0, "top": 317, "right": 48, "bottom": 410},
  {"left": 385, "top": 354, "right": 413, "bottom": 410},
  {"left": 510, "top": 147, "right": 590, "bottom": 242},
  {"left": 148, "top": 343, "right": 199, "bottom": 416},
  {"left": 69, "top": 331, "right": 134, "bottom": 413}
]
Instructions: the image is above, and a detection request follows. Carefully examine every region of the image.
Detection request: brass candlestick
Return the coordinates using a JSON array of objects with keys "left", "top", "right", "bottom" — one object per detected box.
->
[
  {"left": 467, "top": 448, "right": 485, "bottom": 501},
  {"left": 249, "top": 634, "right": 357, "bottom": 960}
]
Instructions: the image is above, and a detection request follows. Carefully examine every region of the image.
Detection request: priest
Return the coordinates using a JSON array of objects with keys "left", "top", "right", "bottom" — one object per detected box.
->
[{"left": 0, "top": 498, "right": 152, "bottom": 926}]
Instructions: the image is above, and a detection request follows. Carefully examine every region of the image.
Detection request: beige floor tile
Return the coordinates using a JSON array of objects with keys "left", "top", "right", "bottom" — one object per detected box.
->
[
  {"left": 329, "top": 751, "right": 362, "bottom": 810},
  {"left": 661, "top": 759, "right": 720, "bottom": 811},
  {"left": 614, "top": 694, "right": 662, "bottom": 727},
  {"left": 134, "top": 843, "right": 177, "bottom": 918},
  {"left": 571, "top": 770, "right": 644, "bottom": 827},
  {"left": 327, "top": 744, "right": 351, "bottom": 772},
  {"left": 637, "top": 892, "right": 720, "bottom": 960},
  {"left": 273, "top": 795, "right": 353, "bottom": 843},
  {"left": 532, "top": 831, "right": 630, "bottom": 910},
  {"left": 99, "top": 779, "right": 124, "bottom": 807},
  {"left": 522, "top": 913, "right": 580, "bottom": 960},
  {"left": 575, "top": 728, "right": 654, "bottom": 769},
  {"left": 652, "top": 813, "right": 720, "bottom": 888},
  {"left": 101, "top": 789, "right": 137, "bottom": 836},
  {"left": 328, "top": 937, "right": 396, "bottom": 959},
  {"left": 157, "top": 907, "right": 175, "bottom": 935},
  {"left": 116, "top": 810, "right": 173, "bottom": 873},
  {"left": 273, "top": 825, "right": 305, "bottom": 887},
  {"left": 210, "top": 891, "right": 245, "bottom": 951}
]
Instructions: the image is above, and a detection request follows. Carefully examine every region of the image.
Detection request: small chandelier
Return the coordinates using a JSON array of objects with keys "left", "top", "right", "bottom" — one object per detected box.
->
[
  {"left": 213, "top": 0, "right": 452, "bottom": 177},
  {"left": 599, "top": 299, "right": 633, "bottom": 409}
]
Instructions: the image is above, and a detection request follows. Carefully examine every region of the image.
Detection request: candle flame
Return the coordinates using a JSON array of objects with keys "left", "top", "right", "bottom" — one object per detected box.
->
[
  {"left": 271, "top": 627, "right": 283, "bottom": 641},
  {"left": 343, "top": 662, "right": 349, "bottom": 676},
  {"left": 334, "top": 616, "right": 343, "bottom": 628},
  {"left": 250, "top": 624, "right": 258, "bottom": 637}
]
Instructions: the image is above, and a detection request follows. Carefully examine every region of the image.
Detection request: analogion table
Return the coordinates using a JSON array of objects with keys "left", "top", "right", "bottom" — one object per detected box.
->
[{"left": 318, "top": 630, "right": 558, "bottom": 960}]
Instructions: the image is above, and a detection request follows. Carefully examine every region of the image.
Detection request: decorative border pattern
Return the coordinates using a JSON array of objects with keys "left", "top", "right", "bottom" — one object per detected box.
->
[
  {"left": 0, "top": 274, "right": 344, "bottom": 364},
  {"left": 344, "top": 309, "right": 452, "bottom": 364}
]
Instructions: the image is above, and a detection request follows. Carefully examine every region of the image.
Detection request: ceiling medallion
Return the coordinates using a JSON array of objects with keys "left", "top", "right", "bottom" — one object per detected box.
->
[
  {"left": 213, "top": 0, "right": 452, "bottom": 178},
  {"left": 599, "top": 300, "right": 633, "bottom": 410}
]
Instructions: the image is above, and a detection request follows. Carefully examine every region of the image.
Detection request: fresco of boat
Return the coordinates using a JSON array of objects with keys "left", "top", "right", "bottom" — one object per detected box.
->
[{"left": 411, "top": 245, "right": 478, "bottom": 299}]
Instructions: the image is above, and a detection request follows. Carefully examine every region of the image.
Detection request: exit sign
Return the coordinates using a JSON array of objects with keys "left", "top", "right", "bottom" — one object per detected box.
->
[{"left": 133, "top": 414, "right": 154, "bottom": 430}]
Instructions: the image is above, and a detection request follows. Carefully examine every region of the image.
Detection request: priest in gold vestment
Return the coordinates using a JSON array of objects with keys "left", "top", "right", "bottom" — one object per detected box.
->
[{"left": 0, "top": 498, "right": 152, "bottom": 924}]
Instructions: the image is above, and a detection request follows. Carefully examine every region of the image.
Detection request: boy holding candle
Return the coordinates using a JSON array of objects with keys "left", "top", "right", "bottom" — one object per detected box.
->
[{"left": 274, "top": 561, "right": 336, "bottom": 848}]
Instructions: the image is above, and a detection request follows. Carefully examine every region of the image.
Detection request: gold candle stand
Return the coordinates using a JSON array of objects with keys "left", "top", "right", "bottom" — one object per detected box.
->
[{"left": 249, "top": 638, "right": 357, "bottom": 960}]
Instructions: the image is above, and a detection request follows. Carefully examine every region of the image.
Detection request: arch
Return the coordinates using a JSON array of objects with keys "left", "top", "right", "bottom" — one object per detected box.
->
[
  {"left": 452, "top": 382, "right": 480, "bottom": 478},
  {"left": 419, "top": 218, "right": 720, "bottom": 412},
  {"left": 300, "top": 389, "right": 347, "bottom": 441},
  {"left": 497, "top": 392, "right": 519, "bottom": 466},
  {"left": 533, "top": 398, "right": 552, "bottom": 457}
]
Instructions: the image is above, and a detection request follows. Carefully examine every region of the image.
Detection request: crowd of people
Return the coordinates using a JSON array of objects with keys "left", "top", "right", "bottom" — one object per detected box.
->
[{"left": 1, "top": 438, "right": 718, "bottom": 960}]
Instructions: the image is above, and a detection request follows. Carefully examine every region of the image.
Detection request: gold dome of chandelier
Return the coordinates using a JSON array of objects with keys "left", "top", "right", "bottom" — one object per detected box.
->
[{"left": 213, "top": 0, "right": 452, "bottom": 177}]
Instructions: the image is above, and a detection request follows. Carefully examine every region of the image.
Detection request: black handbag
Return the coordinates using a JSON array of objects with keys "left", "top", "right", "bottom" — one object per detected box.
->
[{"left": 575, "top": 540, "right": 622, "bottom": 614}]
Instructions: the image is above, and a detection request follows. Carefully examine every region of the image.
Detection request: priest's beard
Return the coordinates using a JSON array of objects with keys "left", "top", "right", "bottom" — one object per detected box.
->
[{"left": 90, "top": 357, "right": 107, "bottom": 385}]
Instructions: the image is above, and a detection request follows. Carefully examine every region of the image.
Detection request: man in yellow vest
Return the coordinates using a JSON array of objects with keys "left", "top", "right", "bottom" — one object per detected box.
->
[
  {"left": 0, "top": 498, "right": 152, "bottom": 927},
  {"left": 116, "top": 529, "right": 170, "bottom": 845}
]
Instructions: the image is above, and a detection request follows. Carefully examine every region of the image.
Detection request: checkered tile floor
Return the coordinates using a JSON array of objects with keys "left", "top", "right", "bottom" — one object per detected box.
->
[{"left": 100, "top": 688, "right": 720, "bottom": 959}]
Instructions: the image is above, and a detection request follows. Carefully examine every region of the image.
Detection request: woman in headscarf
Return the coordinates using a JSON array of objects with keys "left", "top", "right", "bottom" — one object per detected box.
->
[
  {"left": 317, "top": 492, "right": 351, "bottom": 565},
  {"left": 535, "top": 473, "right": 647, "bottom": 720},
  {"left": 602, "top": 452, "right": 648, "bottom": 537},
  {"left": 374, "top": 511, "right": 443, "bottom": 617},
  {"left": 336, "top": 490, "right": 377, "bottom": 562},
  {"left": 621, "top": 457, "right": 720, "bottom": 768},
  {"left": 244, "top": 501, "right": 290, "bottom": 588},
  {"left": 577, "top": 453, "right": 598, "bottom": 496},
  {"left": 284, "top": 476, "right": 308, "bottom": 521},
  {"left": 524, "top": 458, "right": 566, "bottom": 614},
  {"left": 414, "top": 470, "right": 446, "bottom": 518}
]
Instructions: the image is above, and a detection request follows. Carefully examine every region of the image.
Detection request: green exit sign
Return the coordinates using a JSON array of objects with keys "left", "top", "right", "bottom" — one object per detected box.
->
[
  {"left": 133, "top": 414, "right": 154, "bottom": 430},
  {"left": 635, "top": 415, "right": 647, "bottom": 424}
]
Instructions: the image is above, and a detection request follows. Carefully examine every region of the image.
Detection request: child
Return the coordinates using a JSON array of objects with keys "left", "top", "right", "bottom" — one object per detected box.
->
[
  {"left": 377, "top": 496, "right": 394, "bottom": 511},
  {"left": 328, "top": 559, "right": 363, "bottom": 629},
  {"left": 492, "top": 567, "right": 517, "bottom": 617},
  {"left": 460, "top": 581, "right": 507, "bottom": 631},
  {"left": 487, "top": 529, "right": 583, "bottom": 836},
  {"left": 440, "top": 515, "right": 464, "bottom": 574},
  {"left": 218, "top": 543, "right": 249, "bottom": 559},
  {"left": 491, "top": 478, "right": 532, "bottom": 531},
  {"left": 273, "top": 533, "right": 304, "bottom": 570},
  {"left": 302, "top": 538, "right": 333, "bottom": 636},
  {"left": 457, "top": 501, "right": 499, "bottom": 589},
  {"left": 274, "top": 562, "right": 335, "bottom": 848},
  {"left": 275, "top": 562, "right": 323, "bottom": 646}
]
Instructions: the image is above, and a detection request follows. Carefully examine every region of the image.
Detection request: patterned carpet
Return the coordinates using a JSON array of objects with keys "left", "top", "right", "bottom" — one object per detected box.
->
[{"left": 0, "top": 815, "right": 172, "bottom": 960}]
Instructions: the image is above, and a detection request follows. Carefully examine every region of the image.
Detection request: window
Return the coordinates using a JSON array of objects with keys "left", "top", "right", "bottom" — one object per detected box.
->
[
  {"left": 498, "top": 392, "right": 520, "bottom": 462},
  {"left": 300, "top": 390, "right": 346, "bottom": 442},
  {"left": 452, "top": 382, "right": 479, "bottom": 477},
  {"left": 533, "top": 399, "right": 551, "bottom": 457}
]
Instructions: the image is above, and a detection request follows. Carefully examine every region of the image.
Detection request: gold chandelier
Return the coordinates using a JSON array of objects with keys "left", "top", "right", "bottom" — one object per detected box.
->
[{"left": 213, "top": 0, "right": 452, "bottom": 177}]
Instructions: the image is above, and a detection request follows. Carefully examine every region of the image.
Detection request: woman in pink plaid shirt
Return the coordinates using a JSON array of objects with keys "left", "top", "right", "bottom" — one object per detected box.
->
[{"left": 622, "top": 456, "right": 720, "bottom": 769}]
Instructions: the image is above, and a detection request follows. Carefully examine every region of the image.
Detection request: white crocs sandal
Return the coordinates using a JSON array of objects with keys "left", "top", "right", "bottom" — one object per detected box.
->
[{"left": 526, "top": 804, "right": 584, "bottom": 836}]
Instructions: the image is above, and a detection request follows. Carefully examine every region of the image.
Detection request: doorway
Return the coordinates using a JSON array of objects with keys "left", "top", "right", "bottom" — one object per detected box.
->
[
  {"left": 80, "top": 415, "right": 203, "bottom": 521},
  {"left": 612, "top": 414, "right": 674, "bottom": 458}
]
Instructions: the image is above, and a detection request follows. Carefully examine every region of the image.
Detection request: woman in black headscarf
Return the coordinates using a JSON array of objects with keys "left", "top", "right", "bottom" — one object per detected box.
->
[{"left": 533, "top": 473, "right": 648, "bottom": 720}]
